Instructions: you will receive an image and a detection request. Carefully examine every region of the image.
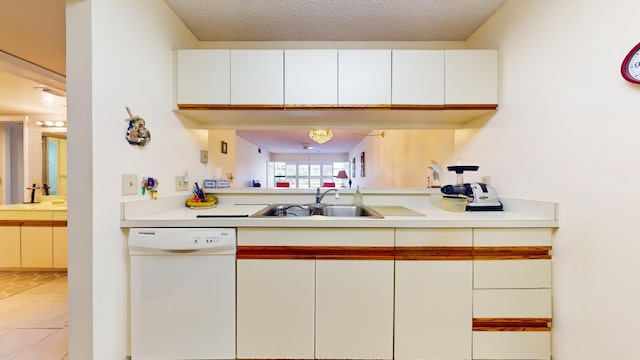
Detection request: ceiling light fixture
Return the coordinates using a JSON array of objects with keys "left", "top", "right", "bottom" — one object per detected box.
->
[
  {"left": 35, "top": 120, "right": 67, "bottom": 128},
  {"left": 309, "top": 129, "right": 333, "bottom": 144}
]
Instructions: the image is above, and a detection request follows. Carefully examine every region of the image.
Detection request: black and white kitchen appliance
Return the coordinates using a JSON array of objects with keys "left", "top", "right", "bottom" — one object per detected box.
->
[
  {"left": 128, "top": 228, "right": 236, "bottom": 359},
  {"left": 441, "top": 165, "right": 503, "bottom": 211}
]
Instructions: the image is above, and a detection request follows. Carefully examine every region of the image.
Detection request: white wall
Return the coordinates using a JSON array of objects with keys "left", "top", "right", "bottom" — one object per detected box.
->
[
  {"left": 235, "top": 135, "right": 270, "bottom": 187},
  {"left": 349, "top": 129, "right": 455, "bottom": 188},
  {"left": 464, "top": 1, "right": 640, "bottom": 358},
  {"left": 208, "top": 129, "right": 236, "bottom": 185},
  {"left": 66, "top": 0, "right": 200, "bottom": 358}
]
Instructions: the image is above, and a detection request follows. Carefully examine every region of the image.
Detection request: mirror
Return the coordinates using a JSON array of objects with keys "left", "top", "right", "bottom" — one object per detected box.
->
[{"left": 42, "top": 132, "right": 67, "bottom": 197}]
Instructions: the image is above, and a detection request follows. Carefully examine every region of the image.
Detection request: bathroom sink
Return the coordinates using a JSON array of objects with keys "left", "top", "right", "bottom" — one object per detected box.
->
[{"left": 250, "top": 204, "right": 383, "bottom": 218}]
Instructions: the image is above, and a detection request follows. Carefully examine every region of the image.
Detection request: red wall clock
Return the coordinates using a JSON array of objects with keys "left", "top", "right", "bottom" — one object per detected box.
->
[{"left": 621, "top": 42, "right": 640, "bottom": 84}]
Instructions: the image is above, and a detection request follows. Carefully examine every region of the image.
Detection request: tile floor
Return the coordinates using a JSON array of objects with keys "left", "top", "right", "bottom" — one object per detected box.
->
[{"left": 0, "top": 271, "right": 68, "bottom": 360}]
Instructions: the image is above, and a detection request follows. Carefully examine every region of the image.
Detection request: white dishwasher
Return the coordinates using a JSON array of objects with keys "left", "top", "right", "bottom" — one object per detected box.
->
[{"left": 128, "top": 228, "right": 236, "bottom": 360}]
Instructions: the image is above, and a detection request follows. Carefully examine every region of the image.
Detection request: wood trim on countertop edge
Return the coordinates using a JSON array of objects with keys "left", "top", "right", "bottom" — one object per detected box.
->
[
  {"left": 0, "top": 220, "right": 67, "bottom": 227},
  {"left": 473, "top": 318, "right": 552, "bottom": 331}
]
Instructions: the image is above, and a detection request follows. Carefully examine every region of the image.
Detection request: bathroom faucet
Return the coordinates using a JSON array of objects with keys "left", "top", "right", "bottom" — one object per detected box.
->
[{"left": 315, "top": 187, "right": 339, "bottom": 204}]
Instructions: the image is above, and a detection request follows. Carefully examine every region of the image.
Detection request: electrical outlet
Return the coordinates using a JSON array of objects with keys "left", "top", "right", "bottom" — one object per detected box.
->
[
  {"left": 175, "top": 176, "right": 189, "bottom": 191},
  {"left": 200, "top": 150, "right": 208, "bottom": 164},
  {"left": 122, "top": 174, "right": 138, "bottom": 195}
]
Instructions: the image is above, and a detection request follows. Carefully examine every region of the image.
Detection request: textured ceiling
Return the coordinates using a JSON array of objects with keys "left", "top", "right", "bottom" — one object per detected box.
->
[{"left": 164, "top": 0, "right": 506, "bottom": 41}]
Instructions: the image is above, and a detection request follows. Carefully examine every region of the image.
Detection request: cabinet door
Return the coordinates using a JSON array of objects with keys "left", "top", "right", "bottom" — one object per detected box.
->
[
  {"left": 21, "top": 226, "right": 52, "bottom": 268},
  {"left": 392, "top": 50, "right": 444, "bottom": 105},
  {"left": 473, "top": 332, "right": 551, "bottom": 360},
  {"left": 285, "top": 49, "right": 337, "bottom": 106},
  {"left": 315, "top": 259, "right": 394, "bottom": 359},
  {"left": 176, "top": 49, "right": 230, "bottom": 105},
  {"left": 0, "top": 227, "right": 21, "bottom": 268},
  {"left": 444, "top": 49, "right": 498, "bottom": 105},
  {"left": 395, "top": 260, "right": 472, "bottom": 360},
  {"left": 230, "top": 50, "right": 284, "bottom": 105},
  {"left": 237, "top": 259, "right": 315, "bottom": 359},
  {"left": 53, "top": 227, "right": 67, "bottom": 269},
  {"left": 338, "top": 50, "right": 391, "bottom": 106}
]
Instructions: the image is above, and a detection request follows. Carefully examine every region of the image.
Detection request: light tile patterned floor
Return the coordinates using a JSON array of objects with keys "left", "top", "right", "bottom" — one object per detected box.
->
[{"left": 0, "top": 272, "right": 68, "bottom": 360}]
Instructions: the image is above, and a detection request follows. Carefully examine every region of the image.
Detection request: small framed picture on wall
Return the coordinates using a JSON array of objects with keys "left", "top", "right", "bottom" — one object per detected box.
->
[
  {"left": 360, "top": 152, "right": 365, "bottom": 177},
  {"left": 221, "top": 141, "right": 228, "bottom": 154}
]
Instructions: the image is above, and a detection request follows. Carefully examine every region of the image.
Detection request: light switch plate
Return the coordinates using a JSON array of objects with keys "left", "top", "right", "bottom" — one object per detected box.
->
[
  {"left": 175, "top": 176, "right": 189, "bottom": 191},
  {"left": 200, "top": 150, "right": 208, "bottom": 164},
  {"left": 122, "top": 174, "right": 138, "bottom": 195}
]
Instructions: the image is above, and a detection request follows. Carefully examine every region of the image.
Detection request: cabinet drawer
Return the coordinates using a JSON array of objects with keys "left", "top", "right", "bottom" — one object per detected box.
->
[
  {"left": 473, "top": 331, "right": 551, "bottom": 359},
  {"left": 474, "top": 228, "right": 551, "bottom": 247},
  {"left": 396, "top": 228, "right": 472, "bottom": 247},
  {"left": 474, "top": 259, "right": 551, "bottom": 289},
  {"left": 474, "top": 289, "right": 551, "bottom": 318}
]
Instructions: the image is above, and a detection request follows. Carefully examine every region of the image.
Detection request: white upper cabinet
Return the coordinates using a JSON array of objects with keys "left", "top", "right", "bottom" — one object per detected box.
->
[
  {"left": 392, "top": 50, "right": 445, "bottom": 106},
  {"left": 230, "top": 50, "right": 284, "bottom": 106},
  {"left": 285, "top": 50, "right": 338, "bottom": 106},
  {"left": 444, "top": 49, "right": 498, "bottom": 105},
  {"left": 338, "top": 50, "right": 392, "bottom": 106},
  {"left": 176, "top": 49, "right": 230, "bottom": 106}
]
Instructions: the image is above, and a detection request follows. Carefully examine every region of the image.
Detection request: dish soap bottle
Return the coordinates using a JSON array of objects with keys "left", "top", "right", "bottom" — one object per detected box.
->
[{"left": 353, "top": 185, "right": 363, "bottom": 206}]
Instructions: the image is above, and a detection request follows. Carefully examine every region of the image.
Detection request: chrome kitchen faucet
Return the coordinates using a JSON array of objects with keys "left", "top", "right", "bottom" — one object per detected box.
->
[{"left": 315, "top": 187, "right": 339, "bottom": 204}]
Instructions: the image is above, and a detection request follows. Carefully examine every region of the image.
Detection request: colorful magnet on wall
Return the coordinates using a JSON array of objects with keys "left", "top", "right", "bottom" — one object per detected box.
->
[{"left": 142, "top": 176, "right": 159, "bottom": 199}]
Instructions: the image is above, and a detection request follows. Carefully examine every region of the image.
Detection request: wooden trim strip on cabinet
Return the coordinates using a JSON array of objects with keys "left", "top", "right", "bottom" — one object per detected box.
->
[
  {"left": 443, "top": 104, "right": 498, "bottom": 110},
  {"left": 473, "top": 318, "right": 552, "bottom": 331},
  {"left": 237, "top": 246, "right": 395, "bottom": 260},
  {"left": 337, "top": 104, "right": 391, "bottom": 109},
  {"left": 473, "top": 246, "right": 552, "bottom": 260},
  {"left": 284, "top": 104, "right": 340, "bottom": 110},
  {"left": 177, "top": 104, "right": 232, "bottom": 110},
  {"left": 229, "top": 104, "right": 285, "bottom": 110},
  {"left": 177, "top": 104, "right": 288, "bottom": 110},
  {"left": 178, "top": 104, "right": 498, "bottom": 111},
  {"left": 395, "top": 246, "right": 473, "bottom": 260},
  {"left": 389, "top": 104, "right": 445, "bottom": 110},
  {"left": 0, "top": 220, "right": 67, "bottom": 227},
  {"left": 0, "top": 220, "right": 23, "bottom": 226}
]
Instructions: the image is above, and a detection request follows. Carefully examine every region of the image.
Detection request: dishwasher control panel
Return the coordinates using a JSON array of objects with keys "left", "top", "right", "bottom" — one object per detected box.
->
[{"left": 128, "top": 228, "right": 236, "bottom": 253}]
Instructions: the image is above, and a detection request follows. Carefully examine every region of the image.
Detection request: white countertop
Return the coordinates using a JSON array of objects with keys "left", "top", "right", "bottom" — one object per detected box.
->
[
  {"left": 0, "top": 203, "right": 67, "bottom": 211},
  {"left": 120, "top": 193, "right": 558, "bottom": 229}
]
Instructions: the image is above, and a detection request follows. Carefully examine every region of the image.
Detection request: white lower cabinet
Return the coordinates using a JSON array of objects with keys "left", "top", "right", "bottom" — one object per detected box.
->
[
  {"left": 53, "top": 226, "right": 68, "bottom": 268},
  {"left": 237, "top": 259, "right": 315, "bottom": 359},
  {"left": 0, "top": 227, "right": 21, "bottom": 267},
  {"left": 472, "top": 228, "right": 553, "bottom": 360},
  {"left": 395, "top": 260, "right": 472, "bottom": 359},
  {"left": 21, "top": 226, "right": 52, "bottom": 268},
  {"left": 395, "top": 228, "right": 473, "bottom": 360},
  {"left": 236, "top": 227, "right": 554, "bottom": 359},
  {"left": 315, "top": 259, "right": 394, "bottom": 359}
]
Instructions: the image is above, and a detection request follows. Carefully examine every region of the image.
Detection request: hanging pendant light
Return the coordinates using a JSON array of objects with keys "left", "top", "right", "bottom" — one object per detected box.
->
[{"left": 309, "top": 129, "right": 333, "bottom": 144}]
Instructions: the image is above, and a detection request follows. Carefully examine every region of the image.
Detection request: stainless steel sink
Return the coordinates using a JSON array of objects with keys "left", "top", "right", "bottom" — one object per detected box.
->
[{"left": 251, "top": 204, "right": 383, "bottom": 218}]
